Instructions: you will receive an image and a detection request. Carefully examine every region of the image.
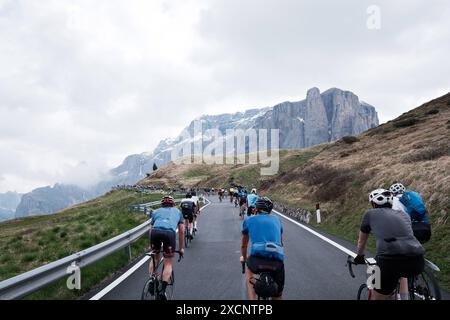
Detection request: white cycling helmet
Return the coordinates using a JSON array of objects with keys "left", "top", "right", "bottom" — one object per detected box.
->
[
  {"left": 251, "top": 188, "right": 257, "bottom": 194},
  {"left": 389, "top": 183, "right": 406, "bottom": 195},
  {"left": 369, "top": 189, "right": 393, "bottom": 206}
]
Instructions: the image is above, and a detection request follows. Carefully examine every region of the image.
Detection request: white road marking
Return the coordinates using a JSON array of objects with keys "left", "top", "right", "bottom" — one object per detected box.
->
[
  {"left": 272, "top": 209, "right": 356, "bottom": 258},
  {"left": 90, "top": 255, "right": 150, "bottom": 300},
  {"left": 90, "top": 198, "right": 211, "bottom": 300}
]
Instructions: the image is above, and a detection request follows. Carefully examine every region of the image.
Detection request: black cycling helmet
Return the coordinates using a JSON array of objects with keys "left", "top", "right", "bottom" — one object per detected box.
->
[
  {"left": 255, "top": 197, "right": 273, "bottom": 213},
  {"left": 186, "top": 192, "right": 192, "bottom": 198}
]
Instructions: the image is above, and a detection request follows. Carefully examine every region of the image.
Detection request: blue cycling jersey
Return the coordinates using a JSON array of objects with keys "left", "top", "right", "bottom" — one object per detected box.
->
[
  {"left": 247, "top": 194, "right": 258, "bottom": 207},
  {"left": 151, "top": 207, "right": 184, "bottom": 232},
  {"left": 242, "top": 214, "right": 284, "bottom": 261}
]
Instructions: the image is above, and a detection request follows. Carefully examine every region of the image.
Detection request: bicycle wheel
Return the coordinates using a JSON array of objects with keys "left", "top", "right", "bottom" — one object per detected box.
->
[
  {"left": 410, "top": 269, "right": 441, "bottom": 300},
  {"left": 141, "top": 275, "right": 157, "bottom": 300},
  {"left": 357, "top": 284, "right": 370, "bottom": 300},
  {"left": 184, "top": 226, "right": 190, "bottom": 248},
  {"left": 160, "top": 265, "right": 175, "bottom": 300}
]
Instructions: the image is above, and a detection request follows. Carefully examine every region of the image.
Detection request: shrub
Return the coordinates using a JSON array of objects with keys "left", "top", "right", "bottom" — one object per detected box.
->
[
  {"left": 59, "top": 232, "right": 67, "bottom": 238},
  {"left": 393, "top": 117, "right": 418, "bottom": 128},
  {"left": 342, "top": 136, "right": 360, "bottom": 144},
  {"left": 425, "top": 109, "right": 439, "bottom": 115},
  {"left": 402, "top": 145, "right": 450, "bottom": 163},
  {"left": 21, "top": 253, "right": 37, "bottom": 263}
]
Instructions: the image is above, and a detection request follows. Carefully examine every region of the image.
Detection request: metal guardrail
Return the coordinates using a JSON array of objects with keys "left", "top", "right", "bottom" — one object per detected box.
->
[{"left": 0, "top": 198, "right": 183, "bottom": 300}]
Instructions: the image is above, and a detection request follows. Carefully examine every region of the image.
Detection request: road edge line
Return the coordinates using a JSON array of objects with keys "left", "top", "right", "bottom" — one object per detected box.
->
[{"left": 273, "top": 209, "right": 356, "bottom": 257}]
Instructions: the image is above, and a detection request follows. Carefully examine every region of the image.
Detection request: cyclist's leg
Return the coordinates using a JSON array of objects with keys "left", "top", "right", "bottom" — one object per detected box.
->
[
  {"left": 245, "top": 267, "right": 257, "bottom": 300},
  {"left": 160, "top": 230, "right": 176, "bottom": 293},
  {"left": 399, "top": 277, "right": 409, "bottom": 300},
  {"left": 372, "top": 256, "right": 398, "bottom": 300},
  {"left": 149, "top": 230, "right": 162, "bottom": 274}
]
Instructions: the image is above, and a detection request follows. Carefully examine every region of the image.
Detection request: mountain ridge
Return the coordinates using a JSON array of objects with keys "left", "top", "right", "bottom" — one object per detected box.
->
[{"left": 9, "top": 87, "right": 378, "bottom": 219}]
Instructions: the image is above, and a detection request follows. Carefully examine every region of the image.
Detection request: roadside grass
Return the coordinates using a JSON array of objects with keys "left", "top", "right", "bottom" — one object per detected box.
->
[{"left": 0, "top": 190, "right": 179, "bottom": 299}]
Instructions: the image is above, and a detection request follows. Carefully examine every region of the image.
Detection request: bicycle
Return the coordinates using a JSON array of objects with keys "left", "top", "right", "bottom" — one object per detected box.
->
[
  {"left": 141, "top": 249, "right": 183, "bottom": 300},
  {"left": 239, "top": 204, "right": 246, "bottom": 219},
  {"left": 346, "top": 255, "right": 441, "bottom": 300},
  {"left": 184, "top": 220, "right": 192, "bottom": 248},
  {"left": 241, "top": 261, "right": 277, "bottom": 300}
]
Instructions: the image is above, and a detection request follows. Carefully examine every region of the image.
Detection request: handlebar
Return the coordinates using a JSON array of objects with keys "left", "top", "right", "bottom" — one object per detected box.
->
[{"left": 346, "top": 255, "right": 356, "bottom": 278}]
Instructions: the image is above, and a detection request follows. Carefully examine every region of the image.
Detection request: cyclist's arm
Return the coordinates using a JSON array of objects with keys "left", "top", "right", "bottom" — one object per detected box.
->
[
  {"left": 241, "top": 234, "right": 249, "bottom": 260},
  {"left": 357, "top": 231, "right": 369, "bottom": 255},
  {"left": 178, "top": 221, "right": 185, "bottom": 250}
]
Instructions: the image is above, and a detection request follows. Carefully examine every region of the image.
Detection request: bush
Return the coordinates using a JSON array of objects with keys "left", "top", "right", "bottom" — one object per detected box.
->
[
  {"left": 393, "top": 117, "right": 418, "bottom": 128},
  {"left": 21, "top": 253, "right": 37, "bottom": 263},
  {"left": 59, "top": 232, "right": 67, "bottom": 238},
  {"left": 402, "top": 145, "right": 450, "bottom": 163},
  {"left": 425, "top": 109, "right": 439, "bottom": 115},
  {"left": 342, "top": 136, "right": 360, "bottom": 144}
]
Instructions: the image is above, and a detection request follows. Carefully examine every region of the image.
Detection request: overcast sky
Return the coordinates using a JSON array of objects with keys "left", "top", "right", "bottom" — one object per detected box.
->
[{"left": 0, "top": 0, "right": 449, "bottom": 193}]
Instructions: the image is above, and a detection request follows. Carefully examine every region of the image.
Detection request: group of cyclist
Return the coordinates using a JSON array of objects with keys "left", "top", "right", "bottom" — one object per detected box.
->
[
  {"left": 147, "top": 179, "right": 432, "bottom": 300},
  {"left": 353, "top": 182, "right": 431, "bottom": 300},
  {"left": 146, "top": 191, "right": 200, "bottom": 300}
]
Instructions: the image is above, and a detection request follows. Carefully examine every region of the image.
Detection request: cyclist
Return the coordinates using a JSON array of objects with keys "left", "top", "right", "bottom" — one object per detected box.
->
[
  {"left": 218, "top": 188, "right": 224, "bottom": 201},
  {"left": 238, "top": 188, "right": 248, "bottom": 216},
  {"left": 240, "top": 197, "right": 284, "bottom": 300},
  {"left": 229, "top": 187, "right": 235, "bottom": 202},
  {"left": 233, "top": 188, "right": 240, "bottom": 207},
  {"left": 246, "top": 188, "right": 258, "bottom": 216},
  {"left": 180, "top": 193, "right": 197, "bottom": 240},
  {"left": 191, "top": 191, "right": 200, "bottom": 233},
  {"left": 148, "top": 196, "right": 185, "bottom": 300},
  {"left": 353, "top": 189, "right": 425, "bottom": 300},
  {"left": 389, "top": 182, "right": 408, "bottom": 213}
]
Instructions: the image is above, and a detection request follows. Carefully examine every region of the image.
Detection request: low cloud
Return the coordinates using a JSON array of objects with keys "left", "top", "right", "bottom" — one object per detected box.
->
[{"left": 0, "top": 0, "right": 449, "bottom": 192}]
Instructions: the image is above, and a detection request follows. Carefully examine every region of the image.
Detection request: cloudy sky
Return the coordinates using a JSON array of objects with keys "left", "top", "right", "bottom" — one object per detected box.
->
[{"left": 0, "top": 0, "right": 449, "bottom": 193}]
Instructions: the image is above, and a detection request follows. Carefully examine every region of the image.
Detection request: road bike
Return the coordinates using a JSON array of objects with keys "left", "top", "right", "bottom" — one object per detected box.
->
[
  {"left": 346, "top": 255, "right": 441, "bottom": 300},
  {"left": 184, "top": 220, "right": 192, "bottom": 248},
  {"left": 141, "top": 249, "right": 183, "bottom": 300},
  {"left": 239, "top": 204, "right": 246, "bottom": 219}
]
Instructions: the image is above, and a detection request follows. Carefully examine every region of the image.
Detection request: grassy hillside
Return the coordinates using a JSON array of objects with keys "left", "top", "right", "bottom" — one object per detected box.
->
[
  {"left": 140, "top": 92, "right": 450, "bottom": 290},
  {"left": 0, "top": 189, "right": 173, "bottom": 299}
]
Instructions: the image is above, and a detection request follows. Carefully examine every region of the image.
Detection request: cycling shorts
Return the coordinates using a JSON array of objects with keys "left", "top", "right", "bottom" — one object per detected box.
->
[
  {"left": 374, "top": 254, "right": 424, "bottom": 295},
  {"left": 182, "top": 210, "right": 194, "bottom": 223},
  {"left": 246, "top": 255, "right": 285, "bottom": 297},
  {"left": 150, "top": 228, "right": 177, "bottom": 258}
]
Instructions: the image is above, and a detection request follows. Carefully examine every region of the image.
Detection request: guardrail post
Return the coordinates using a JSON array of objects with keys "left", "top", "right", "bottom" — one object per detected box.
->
[
  {"left": 125, "top": 244, "right": 132, "bottom": 261},
  {"left": 316, "top": 203, "right": 321, "bottom": 224}
]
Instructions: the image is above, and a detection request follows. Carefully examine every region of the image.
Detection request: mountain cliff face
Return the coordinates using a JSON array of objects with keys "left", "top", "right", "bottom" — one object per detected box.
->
[
  {"left": 253, "top": 88, "right": 379, "bottom": 149},
  {"left": 15, "top": 184, "right": 91, "bottom": 218},
  {"left": 10, "top": 87, "right": 378, "bottom": 219},
  {"left": 0, "top": 192, "right": 22, "bottom": 221}
]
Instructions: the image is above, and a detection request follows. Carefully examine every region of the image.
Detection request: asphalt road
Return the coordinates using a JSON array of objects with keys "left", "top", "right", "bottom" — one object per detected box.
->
[{"left": 98, "top": 196, "right": 376, "bottom": 300}]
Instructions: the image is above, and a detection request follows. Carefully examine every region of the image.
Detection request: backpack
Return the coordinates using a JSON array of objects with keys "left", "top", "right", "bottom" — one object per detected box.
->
[{"left": 399, "top": 191, "right": 428, "bottom": 223}]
